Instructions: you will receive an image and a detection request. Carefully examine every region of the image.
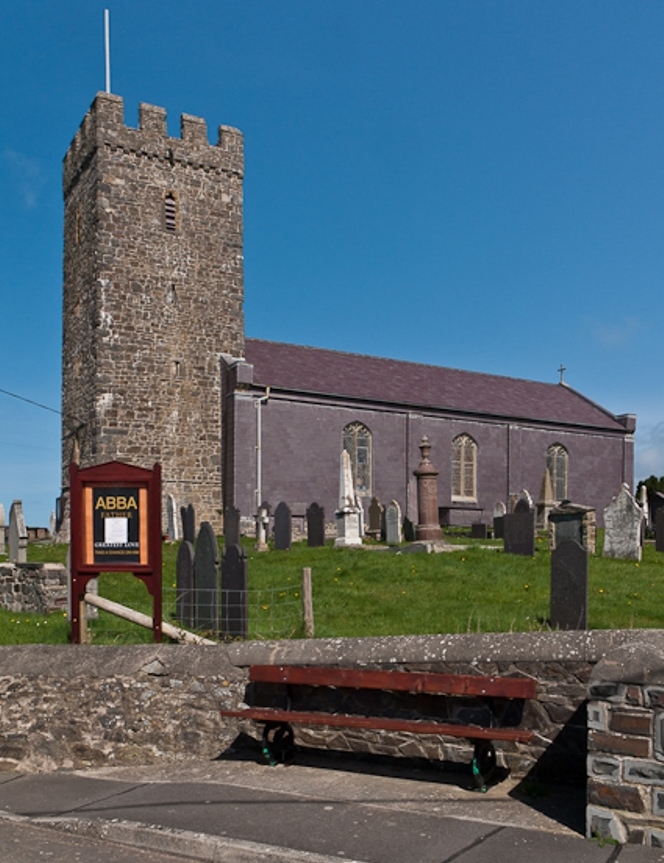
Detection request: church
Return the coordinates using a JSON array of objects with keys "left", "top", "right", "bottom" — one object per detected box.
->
[{"left": 60, "top": 93, "right": 635, "bottom": 534}]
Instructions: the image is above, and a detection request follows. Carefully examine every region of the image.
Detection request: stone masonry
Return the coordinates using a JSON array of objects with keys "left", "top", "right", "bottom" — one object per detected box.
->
[
  {"left": 60, "top": 93, "right": 245, "bottom": 536},
  {"left": 0, "top": 564, "right": 68, "bottom": 615},
  {"left": 587, "top": 643, "right": 664, "bottom": 846}
]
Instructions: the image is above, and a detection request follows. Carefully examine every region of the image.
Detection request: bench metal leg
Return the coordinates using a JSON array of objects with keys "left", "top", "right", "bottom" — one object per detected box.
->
[
  {"left": 471, "top": 740, "right": 497, "bottom": 792},
  {"left": 261, "top": 721, "right": 296, "bottom": 766}
]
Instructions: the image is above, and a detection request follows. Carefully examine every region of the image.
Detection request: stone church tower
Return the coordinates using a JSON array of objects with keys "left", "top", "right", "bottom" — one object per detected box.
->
[{"left": 61, "top": 93, "right": 244, "bottom": 533}]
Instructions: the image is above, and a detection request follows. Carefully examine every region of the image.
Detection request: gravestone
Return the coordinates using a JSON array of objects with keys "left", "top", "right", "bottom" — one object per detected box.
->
[
  {"left": 0, "top": 502, "right": 5, "bottom": 554},
  {"left": 493, "top": 501, "right": 506, "bottom": 540},
  {"left": 503, "top": 503, "right": 535, "bottom": 556},
  {"left": 224, "top": 505, "right": 241, "bottom": 547},
  {"left": 536, "top": 469, "right": 556, "bottom": 530},
  {"left": 274, "top": 501, "right": 292, "bottom": 550},
  {"left": 181, "top": 503, "right": 196, "bottom": 544},
  {"left": 194, "top": 521, "right": 219, "bottom": 632},
  {"left": 470, "top": 522, "right": 487, "bottom": 539},
  {"left": 367, "top": 497, "right": 383, "bottom": 540},
  {"left": 603, "top": 484, "right": 643, "bottom": 561},
  {"left": 221, "top": 543, "right": 248, "bottom": 640},
  {"left": 166, "top": 494, "right": 180, "bottom": 541},
  {"left": 656, "top": 509, "right": 664, "bottom": 554},
  {"left": 403, "top": 516, "right": 415, "bottom": 543},
  {"left": 385, "top": 500, "right": 403, "bottom": 545},
  {"left": 334, "top": 450, "right": 363, "bottom": 548},
  {"left": 255, "top": 504, "right": 269, "bottom": 552},
  {"left": 413, "top": 436, "right": 443, "bottom": 541},
  {"left": 548, "top": 501, "right": 596, "bottom": 554},
  {"left": 306, "top": 502, "right": 325, "bottom": 547},
  {"left": 550, "top": 539, "right": 588, "bottom": 630},
  {"left": 176, "top": 540, "right": 195, "bottom": 628},
  {"left": 8, "top": 500, "right": 27, "bottom": 563},
  {"left": 49, "top": 510, "right": 56, "bottom": 538}
]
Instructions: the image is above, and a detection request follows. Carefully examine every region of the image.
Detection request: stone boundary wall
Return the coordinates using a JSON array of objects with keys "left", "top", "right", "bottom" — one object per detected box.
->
[
  {"left": 0, "top": 630, "right": 661, "bottom": 781},
  {"left": 0, "top": 564, "right": 67, "bottom": 615}
]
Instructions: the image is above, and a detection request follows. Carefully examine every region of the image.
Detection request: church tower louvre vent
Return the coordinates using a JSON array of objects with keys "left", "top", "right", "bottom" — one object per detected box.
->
[{"left": 164, "top": 193, "right": 177, "bottom": 232}]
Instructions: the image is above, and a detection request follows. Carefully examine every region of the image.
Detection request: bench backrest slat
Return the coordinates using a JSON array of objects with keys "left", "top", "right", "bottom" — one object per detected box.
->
[{"left": 248, "top": 665, "right": 536, "bottom": 699}]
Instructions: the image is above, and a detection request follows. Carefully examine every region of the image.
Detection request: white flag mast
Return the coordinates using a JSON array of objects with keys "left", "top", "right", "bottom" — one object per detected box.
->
[{"left": 104, "top": 9, "right": 111, "bottom": 94}]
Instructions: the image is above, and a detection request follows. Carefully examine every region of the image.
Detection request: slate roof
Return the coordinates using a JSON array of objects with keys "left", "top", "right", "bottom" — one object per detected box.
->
[{"left": 243, "top": 338, "right": 629, "bottom": 432}]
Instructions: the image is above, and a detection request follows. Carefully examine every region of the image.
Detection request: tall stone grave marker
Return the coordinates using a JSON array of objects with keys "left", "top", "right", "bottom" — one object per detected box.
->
[
  {"left": 414, "top": 436, "right": 443, "bottom": 542},
  {"left": 536, "top": 469, "right": 556, "bottom": 530},
  {"left": 306, "top": 502, "right": 325, "bottom": 547},
  {"left": 221, "top": 543, "right": 248, "bottom": 639},
  {"left": 8, "top": 500, "right": 27, "bottom": 563},
  {"left": 176, "top": 540, "right": 195, "bottom": 628},
  {"left": 166, "top": 494, "right": 180, "bottom": 541},
  {"left": 550, "top": 539, "right": 588, "bottom": 630},
  {"left": 385, "top": 500, "right": 403, "bottom": 545},
  {"left": 493, "top": 501, "right": 506, "bottom": 539},
  {"left": 603, "top": 484, "right": 643, "bottom": 561},
  {"left": 503, "top": 498, "right": 535, "bottom": 556},
  {"left": 274, "top": 501, "right": 292, "bottom": 550},
  {"left": 224, "top": 505, "right": 241, "bottom": 547},
  {"left": 656, "top": 509, "right": 664, "bottom": 554},
  {"left": 367, "top": 497, "right": 383, "bottom": 540},
  {"left": 194, "top": 521, "right": 219, "bottom": 632},
  {"left": 548, "top": 501, "right": 596, "bottom": 554},
  {"left": 334, "top": 450, "right": 363, "bottom": 548},
  {"left": 181, "top": 503, "right": 196, "bottom": 544}
]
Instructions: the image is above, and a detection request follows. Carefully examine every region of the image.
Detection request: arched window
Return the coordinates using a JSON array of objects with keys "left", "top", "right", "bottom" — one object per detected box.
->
[
  {"left": 547, "top": 444, "right": 569, "bottom": 501},
  {"left": 452, "top": 434, "right": 477, "bottom": 501},
  {"left": 342, "top": 422, "right": 372, "bottom": 497}
]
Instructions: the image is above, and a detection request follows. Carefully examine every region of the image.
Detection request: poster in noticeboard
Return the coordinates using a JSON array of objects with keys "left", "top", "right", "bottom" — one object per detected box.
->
[{"left": 84, "top": 486, "right": 149, "bottom": 566}]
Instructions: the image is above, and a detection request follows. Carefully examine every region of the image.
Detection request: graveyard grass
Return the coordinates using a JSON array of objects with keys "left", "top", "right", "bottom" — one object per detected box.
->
[{"left": 1, "top": 532, "right": 663, "bottom": 644}]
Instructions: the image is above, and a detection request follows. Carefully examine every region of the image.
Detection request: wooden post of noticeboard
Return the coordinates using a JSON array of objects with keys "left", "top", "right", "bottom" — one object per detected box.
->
[{"left": 69, "top": 460, "right": 162, "bottom": 644}]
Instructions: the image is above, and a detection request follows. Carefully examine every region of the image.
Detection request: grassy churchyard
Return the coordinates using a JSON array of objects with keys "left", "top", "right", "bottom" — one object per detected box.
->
[{"left": 1, "top": 530, "right": 662, "bottom": 645}]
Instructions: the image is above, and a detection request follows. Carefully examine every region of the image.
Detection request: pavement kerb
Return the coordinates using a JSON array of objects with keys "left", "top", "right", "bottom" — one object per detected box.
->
[{"left": 3, "top": 811, "right": 367, "bottom": 863}]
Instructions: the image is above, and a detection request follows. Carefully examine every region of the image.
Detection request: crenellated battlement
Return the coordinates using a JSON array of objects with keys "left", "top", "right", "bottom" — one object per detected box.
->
[{"left": 63, "top": 92, "right": 243, "bottom": 193}]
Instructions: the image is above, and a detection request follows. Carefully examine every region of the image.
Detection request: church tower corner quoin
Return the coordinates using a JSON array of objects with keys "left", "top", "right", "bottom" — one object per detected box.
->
[{"left": 60, "top": 92, "right": 245, "bottom": 536}]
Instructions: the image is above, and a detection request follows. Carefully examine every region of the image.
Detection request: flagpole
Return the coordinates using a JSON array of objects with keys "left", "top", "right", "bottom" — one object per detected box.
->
[{"left": 104, "top": 9, "right": 111, "bottom": 94}]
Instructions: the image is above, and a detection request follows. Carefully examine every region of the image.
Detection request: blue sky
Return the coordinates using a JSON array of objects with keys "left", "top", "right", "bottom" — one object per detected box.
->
[{"left": 1, "top": 1, "right": 663, "bottom": 526}]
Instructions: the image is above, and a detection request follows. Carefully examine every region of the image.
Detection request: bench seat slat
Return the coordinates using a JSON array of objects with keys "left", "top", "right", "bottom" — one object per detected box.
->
[
  {"left": 221, "top": 707, "right": 534, "bottom": 744},
  {"left": 248, "top": 665, "right": 536, "bottom": 700}
]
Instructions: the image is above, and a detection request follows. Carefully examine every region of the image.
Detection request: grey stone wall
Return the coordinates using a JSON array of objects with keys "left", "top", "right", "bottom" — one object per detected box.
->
[
  {"left": 2, "top": 630, "right": 660, "bottom": 784},
  {"left": 587, "top": 642, "right": 664, "bottom": 846},
  {"left": 61, "top": 93, "right": 245, "bottom": 535},
  {"left": 0, "top": 564, "right": 67, "bottom": 614}
]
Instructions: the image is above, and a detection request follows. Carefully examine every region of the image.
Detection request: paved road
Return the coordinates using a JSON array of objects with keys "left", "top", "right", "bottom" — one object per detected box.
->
[{"left": 1, "top": 756, "right": 663, "bottom": 862}]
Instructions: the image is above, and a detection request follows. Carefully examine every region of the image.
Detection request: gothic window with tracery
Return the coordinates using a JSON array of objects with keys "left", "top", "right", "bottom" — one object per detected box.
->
[
  {"left": 547, "top": 444, "right": 569, "bottom": 501},
  {"left": 451, "top": 434, "right": 477, "bottom": 501},
  {"left": 342, "top": 422, "right": 372, "bottom": 497}
]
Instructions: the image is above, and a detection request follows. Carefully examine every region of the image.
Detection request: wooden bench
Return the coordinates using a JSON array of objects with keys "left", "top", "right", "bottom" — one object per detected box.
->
[{"left": 221, "top": 665, "right": 537, "bottom": 791}]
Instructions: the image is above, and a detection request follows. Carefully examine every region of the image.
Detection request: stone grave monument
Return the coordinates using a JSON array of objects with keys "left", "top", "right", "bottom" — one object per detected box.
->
[
  {"left": 176, "top": 540, "right": 195, "bottom": 628},
  {"left": 306, "top": 502, "right": 325, "bottom": 547},
  {"left": 603, "top": 483, "right": 643, "bottom": 561},
  {"left": 334, "top": 450, "right": 363, "bottom": 548},
  {"left": 221, "top": 543, "right": 248, "bottom": 639},
  {"left": 536, "top": 468, "right": 556, "bottom": 530},
  {"left": 385, "top": 500, "right": 403, "bottom": 545},
  {"left": 548, "top": 500, "right": 596, "bottom": 554},
  {"left": 181, "top": 503, "right": 196, "bottom": 545},
  {"left": 274, "top": 501, "right": 292, "bottom": 550},
  {"left": 503, "top": 497, "right": 535, "bottom": 556},
  {"left": 255, "top": 503, "right": 269, "bottom": 552},
  {"left": 657, "top": 509, "right": 664, "bottom": 554},
  {"left": 367, "top": 497, "right": 383, "bottom": 540},
  {"left": 8, "top": 500, "right": 27, "bottom": 563},
  {"left": 493, "top": 501, "right": 506, "bottom": 539},
  {"left": 166, "top": 494, "right": 180, "bottom": 541},
  {"left": 224, "top": 505, "right": 241, "bottom": 547},
  {"left": 413, "top": 436, "right": 443, "bottom": 542},
  {"left": 550, "top": 539, "right": 588, "bottom": 630},
  {"left": 194, "top": 521, "right": 219, "bottom": 632}
]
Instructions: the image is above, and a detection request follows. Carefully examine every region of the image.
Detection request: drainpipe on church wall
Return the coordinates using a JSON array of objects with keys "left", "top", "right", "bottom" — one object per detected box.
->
[{"left": 255, "top": 387, "right": 270, "bottom": 513}]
